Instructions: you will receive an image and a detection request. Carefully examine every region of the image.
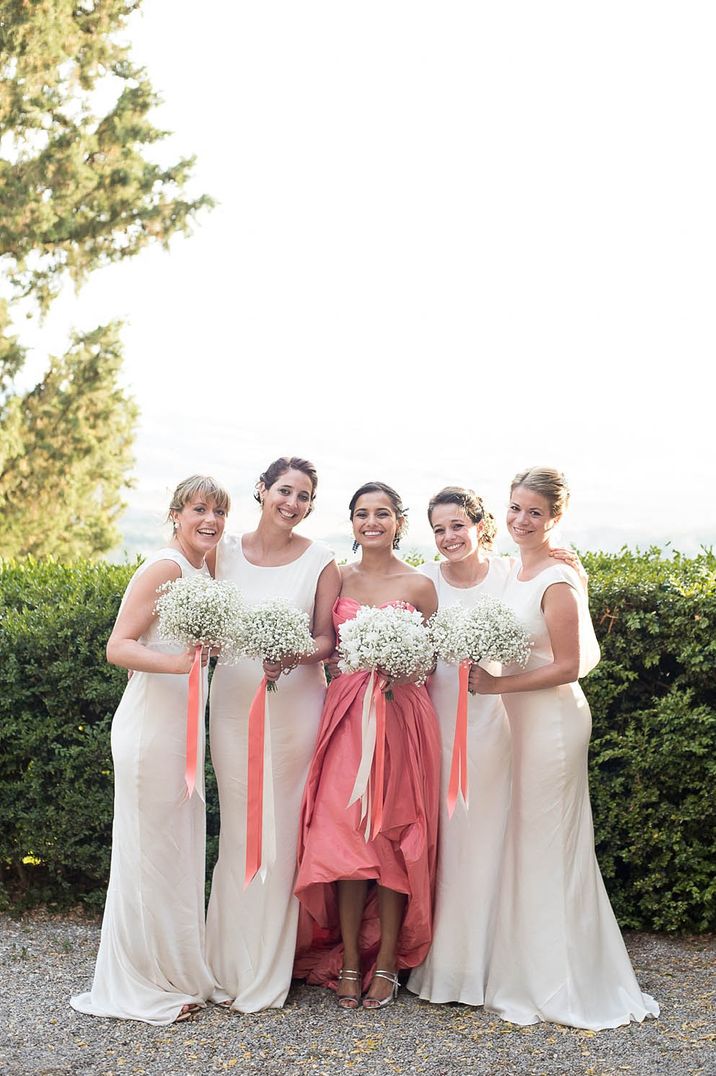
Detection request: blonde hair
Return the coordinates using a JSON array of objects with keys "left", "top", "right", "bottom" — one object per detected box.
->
[
  {"left": 510, "top": 467, "right": 569, "bottom": 518},
  {"left": 168, "top": 474, "right": 231, "bottom": 522}
]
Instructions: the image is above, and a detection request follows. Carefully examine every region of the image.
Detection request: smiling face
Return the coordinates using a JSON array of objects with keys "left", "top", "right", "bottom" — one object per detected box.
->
[
  {"left": 430, "top": 503, "right": 482, "bottom": 563},
  {"left": 259, "top": 467, "right": 314, "bottom": 529},
  {"left": 506, "top": 485, "right": 559, "bottom": 548},
  {"left": 172, "top": 495, "right": 226, "bottom": 559},
  {"left": 351, "top": 491, "right": 401, "bottom": 551}
]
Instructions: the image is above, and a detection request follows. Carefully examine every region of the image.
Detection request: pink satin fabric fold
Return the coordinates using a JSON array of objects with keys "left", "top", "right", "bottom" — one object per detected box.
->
[{"left": 294, "top": 596, "right": 441, "bottom": 989}]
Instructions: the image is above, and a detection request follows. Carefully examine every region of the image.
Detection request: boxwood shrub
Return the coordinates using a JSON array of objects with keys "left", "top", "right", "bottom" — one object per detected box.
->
[{"left": 0, "top": 549, "right": 713, "bottom": 930}]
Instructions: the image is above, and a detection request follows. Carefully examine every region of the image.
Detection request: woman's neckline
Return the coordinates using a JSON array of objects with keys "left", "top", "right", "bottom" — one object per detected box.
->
[
  {"left": 239, "top": 533, "right": 312, "bottom": 568},
  {"left": 515, "top": 559, "right": 562, "bottom": 583},
  {"left": 337, "top": 595, "right": 416, "bottom": 612},
  {"left": 157, "top": 546, "right": 205, "bottom": 570},
  {"left": 438, "top": 558, "right": 491, "bottom": 591}
]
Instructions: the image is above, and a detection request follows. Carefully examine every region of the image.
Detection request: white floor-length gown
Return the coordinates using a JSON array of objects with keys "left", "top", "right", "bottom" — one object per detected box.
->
[
  {"left": 408, "top": 556, "right": 513, "bottom": 1005},
  {"left": 206, "top": 534, "right": 334, "bottom": 1012},
  {"left": 484, "top": 561, "right": 659, "bottom": 1029},
  {"left": 71, "top": 549, "right": 213, "bottom": 1025}
]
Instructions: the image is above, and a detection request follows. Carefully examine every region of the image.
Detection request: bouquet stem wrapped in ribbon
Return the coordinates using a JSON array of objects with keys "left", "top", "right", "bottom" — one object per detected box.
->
[
  {"left": 337, "top": 602, "right": 435, "bottom": 841},
  {"left": 155, "top": 576, "right": 244, "bottom": 800},
  {"left": 429, "top": 597, "right": 531, "bottom": 816},
  {"left": 234, "top": 599, "right": 316, "bottom": 888}
]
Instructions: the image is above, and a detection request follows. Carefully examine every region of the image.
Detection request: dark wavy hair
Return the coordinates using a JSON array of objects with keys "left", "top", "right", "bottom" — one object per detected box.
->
[
  {"left": 349, "top": 481, "right": 408, "bottom": 549},
  {"left": 254, "top": 456, "right": 318, "bottom": 515},
  {"left": 427, "top": 485, "right": 496, "bottom": 548}
]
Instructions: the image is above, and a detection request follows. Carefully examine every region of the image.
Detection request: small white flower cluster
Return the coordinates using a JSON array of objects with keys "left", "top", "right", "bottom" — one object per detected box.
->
[
  {"left": 155, "top": 576, "right": 244, "bottom": 651},
  {"left": 233, "top": 598, "right": 316, "bottom": 667},
  {"left": 429, "top": 597, "right": 532, "bottom": 667},
  {"left": 337, "top": 603, "right": 435, "bottom": 684}
]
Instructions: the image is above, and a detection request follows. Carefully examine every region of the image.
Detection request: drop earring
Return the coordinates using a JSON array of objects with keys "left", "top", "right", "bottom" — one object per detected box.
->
[{"left": 352, "top": 540, "right": 360, "bottom": 553}]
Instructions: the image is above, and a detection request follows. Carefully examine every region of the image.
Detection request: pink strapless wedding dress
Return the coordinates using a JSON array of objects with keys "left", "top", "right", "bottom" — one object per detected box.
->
[{"left": 294, "top": 597, "right": 441, "bottom": 990}]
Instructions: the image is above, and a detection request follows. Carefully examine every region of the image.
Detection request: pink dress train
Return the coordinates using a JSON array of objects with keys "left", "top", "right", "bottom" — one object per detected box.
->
[{"left": 294, "top": 597, "right": 441, "bottom": 991}]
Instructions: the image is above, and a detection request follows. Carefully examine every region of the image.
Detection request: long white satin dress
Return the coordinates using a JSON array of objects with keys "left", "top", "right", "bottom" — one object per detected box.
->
[
  {"left": 408, "top": 556, "right": 513, "bottom": 1005},
  {"left": 484, "top": 561, "right": 659, "bottom": 1029},
  {"left": 206, "top": 534, "right": 334, "bottom": 1012},
  {"left": 71, "top": 549, "right": 213, "bottom": 1025}
]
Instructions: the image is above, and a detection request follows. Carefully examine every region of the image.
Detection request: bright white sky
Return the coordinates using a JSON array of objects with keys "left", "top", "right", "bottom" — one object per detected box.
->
[{"left": 18, "top": 1, "right": 715, "bottom": 559}]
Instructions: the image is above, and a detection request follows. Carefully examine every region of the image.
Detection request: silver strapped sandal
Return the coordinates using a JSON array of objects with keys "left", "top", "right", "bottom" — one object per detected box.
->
[
  {"left": 362, "top": 969, "right": 399, "bottom": 1009},
  {"left": 336, "top": 968, "right": 362, "bottom": 1009}
]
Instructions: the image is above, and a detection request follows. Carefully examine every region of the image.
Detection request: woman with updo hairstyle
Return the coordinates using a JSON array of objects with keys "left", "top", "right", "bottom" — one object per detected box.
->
[
  {"left": 205, "top": 456, "right": 341, "bottom": 1013},
  {"left": 71, "top": 475, "right": 230, "bottom": 1025},
  {"left": 472, "top": 467, "right": 659, "bottom": 1029},
  {"left": 407, "top": 485, "right": 514, "bottom": 1007},
  {"left": 294, "top": 481, "right": 441, "bottom": 1010}
]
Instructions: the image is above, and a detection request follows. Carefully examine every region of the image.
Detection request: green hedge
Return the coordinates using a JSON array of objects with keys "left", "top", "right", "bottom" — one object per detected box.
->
[
  {"left": 580, "top": 548, "right": 715, "bottom": 932},
  {"left": 0, "top": 549, "right": 714, "bottom": 930}
]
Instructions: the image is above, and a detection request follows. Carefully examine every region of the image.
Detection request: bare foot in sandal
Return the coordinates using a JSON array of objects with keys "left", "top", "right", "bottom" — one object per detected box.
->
[{"left": 174, "top": 1003, "right": 202, "bottom": 1023}]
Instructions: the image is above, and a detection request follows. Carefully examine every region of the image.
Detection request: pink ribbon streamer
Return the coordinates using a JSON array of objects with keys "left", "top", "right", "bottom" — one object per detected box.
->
[
  {"left": 245, "top": 675, "right": 268, "bottom": 888},
  {"left": 447, "top": 659, "right": 471, "bottom": 816},
  {"left": 184, "top": 644, "right": 203, "bottom": 800}
]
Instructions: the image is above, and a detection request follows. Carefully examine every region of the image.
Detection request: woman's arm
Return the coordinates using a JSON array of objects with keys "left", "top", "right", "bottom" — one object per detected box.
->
[
  {"left": 470, "top": 582, "right": 580, "bottom": 695},
  {"left": 548, "top": 547, "right": 588, "bottom": 592},
  {"left": 107, "top": 560, "right": 201, "bottom": 675},
  {"left": 305, "top": 560, "right": 342, "bottom": 662},
  {"left": 413, "top": 574, "right": 438, "bottom": 622}
]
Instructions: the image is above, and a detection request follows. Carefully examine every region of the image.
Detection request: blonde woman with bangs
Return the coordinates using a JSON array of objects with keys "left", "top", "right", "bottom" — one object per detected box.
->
[{"left": 71, "top": 475, "right": 230, "bottom": 1026}]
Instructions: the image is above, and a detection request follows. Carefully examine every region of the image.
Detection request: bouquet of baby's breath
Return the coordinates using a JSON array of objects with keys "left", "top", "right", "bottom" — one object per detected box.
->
[
  {"left": 337, "top": 603, "right": 435, "bottom": 696},
  {"left": 155, "top": 576, "right": 244, "bottom": 651},
  {"left": 233, "top": 598, "right": 316, "bottom": 691},
  {"left": 429, "top": 597, "right": 532, "bottom": 671}
]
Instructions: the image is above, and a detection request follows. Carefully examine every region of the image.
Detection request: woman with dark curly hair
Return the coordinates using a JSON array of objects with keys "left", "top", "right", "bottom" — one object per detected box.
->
[
  {"left": 206, "top": 457, "right": 341, "bottom": 1013},
  {"left": 294, "top": 481, "right": 441, "bottom": 1010},
  {"left": 407, "top": 485, "right": 513, "bottom": 1006}
]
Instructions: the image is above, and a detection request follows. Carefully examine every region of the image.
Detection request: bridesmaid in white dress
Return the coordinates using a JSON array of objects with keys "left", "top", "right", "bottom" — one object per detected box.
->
[
  {"left": 407, "top": 487, "right": 512, "bottom": 1005},
  {"left": 475, "top": 467, "right": 659, "bottom": 1029},
  {"left": 205, "top": 456, "right": 341, "bottom": 1013},
  {"left": 71, "top": 475, "right": 230, "bottom": 1025},
  {"left": 408, "top": 486, "right": 584, "bottom": 1006}
]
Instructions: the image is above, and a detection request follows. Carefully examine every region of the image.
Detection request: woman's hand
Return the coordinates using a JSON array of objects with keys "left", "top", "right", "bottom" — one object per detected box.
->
[
  {"left": 169, "top": 647, "right": 210, "bottom": 675},
  {"left": 324, "top": 651, "right": 342, "bottom": 680},
  {"left": 549, "top": 547, "right": 588, "bottom": 589},
  {"left": 262, "top": 655, "right": 299, "bottom": 683},
  {"left": 377, "top": 668, "right": 421, "bottom": 692},
  {"left": 468, "top": 664, "right": 500, "bottom": 695}
]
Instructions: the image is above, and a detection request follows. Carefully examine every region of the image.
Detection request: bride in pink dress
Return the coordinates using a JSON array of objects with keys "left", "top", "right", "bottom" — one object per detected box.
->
[{"left": 294, "top": 482, "right": 441, "bottom": 1009}]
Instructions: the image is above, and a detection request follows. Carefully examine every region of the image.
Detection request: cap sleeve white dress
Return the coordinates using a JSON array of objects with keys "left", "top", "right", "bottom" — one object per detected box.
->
[
  {"left": 483, "top": 562, "right": 659, "bottom": 1028},
  {"left": 408, "top": 555, "right": 513, "bottom": 1005},
  {"left": 205, "top": 534, "right": 335, "bottom": 1012},
  {"left": 71, "top": 549, "right": 214, "bottom": 1024}
]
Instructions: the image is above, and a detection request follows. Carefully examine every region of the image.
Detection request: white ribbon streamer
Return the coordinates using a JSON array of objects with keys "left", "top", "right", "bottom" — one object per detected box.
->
[{"left": 347, "top": 670, "right": 377, "bottom": 842}]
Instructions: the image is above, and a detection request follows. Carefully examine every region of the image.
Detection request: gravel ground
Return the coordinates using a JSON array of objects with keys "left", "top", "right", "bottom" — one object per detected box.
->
[{"left": 0, "top": 914, "right": 713, "bottom": 1076}]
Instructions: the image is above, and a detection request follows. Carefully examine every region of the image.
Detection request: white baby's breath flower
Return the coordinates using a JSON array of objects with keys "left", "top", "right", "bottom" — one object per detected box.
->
[
  {"left": 233, "top": 598, "right": 316, "bottom": 690},
  {"left": 154, "top": 576, "right": 244, "bottom": 652},
  {"left": 429, "top": 597, "right": 531, "bottom": 668},
  {"left": 337, "top": 603, "right": 435, "bottom": 685}
]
